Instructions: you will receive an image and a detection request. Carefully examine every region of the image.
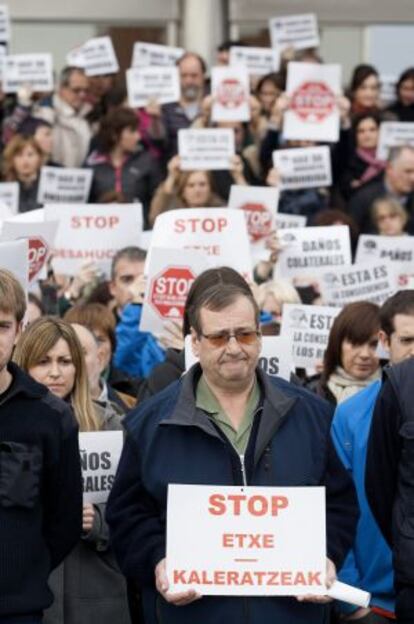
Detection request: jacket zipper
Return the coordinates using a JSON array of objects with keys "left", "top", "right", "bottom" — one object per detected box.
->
[{"left": 239, "top": 453, "right": 248, "bottom": 487}]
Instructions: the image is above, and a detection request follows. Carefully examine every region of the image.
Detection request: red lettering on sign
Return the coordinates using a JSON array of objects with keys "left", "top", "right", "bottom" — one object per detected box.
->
[
  {"left": 149, "top": 266, "right": 195, "bottom": 319},
  {"left": 240, "top": 203, "right": 273, "bottom": 242},
  {"left": 290, "top": 81, "right": 335, "bottom": 122},
  {"left": 28, "top": 237, "right": 48, "bottom": 281}
]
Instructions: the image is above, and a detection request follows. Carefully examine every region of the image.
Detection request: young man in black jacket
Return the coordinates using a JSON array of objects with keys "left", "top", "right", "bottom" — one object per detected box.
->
[{"left": 0, "top": 269, "right": 82, "bottom": 623}]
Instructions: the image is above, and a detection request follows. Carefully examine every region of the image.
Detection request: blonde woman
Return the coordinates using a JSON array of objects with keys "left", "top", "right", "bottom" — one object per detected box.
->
[{"left": 13, "top": 317, "right": 130, "bottom": 624}]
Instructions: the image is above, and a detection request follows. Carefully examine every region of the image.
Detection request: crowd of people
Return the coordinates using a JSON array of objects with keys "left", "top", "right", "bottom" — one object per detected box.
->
[{"left": 0, "top": 19, "right": 414, "bottom": 624}]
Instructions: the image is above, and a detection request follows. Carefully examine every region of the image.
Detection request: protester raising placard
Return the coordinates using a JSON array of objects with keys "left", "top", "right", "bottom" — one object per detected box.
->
[
  {"left": 178, "top": 128, "right": 236, "bottom": 171},
  {"left": 269, "top": 13, "right": 320, "bottom": 51},
  {"left": 211, "top": 66, "right": 250, "bottom": 122},
  {"left": 3, "top": 53, "right": 53, "bottom": 93},
  {"left": 319, "top": 262, "right": 398, "bottom": 307},
  {"left": 356, "top": 234, "right": 414, "bottom": 288},
  {"left": 131, "top": 41, "right": 184, "bottom": 68},
  {"left": 126, "top": 66, "right": 180, "bottom": 108},
  {"left": 79, "top": 431, "right": 123, "bottom": 504},
  {"left": 284, "top": 62, "right": 341, "bottom": 143},
  {"left": 229, "top": 46, "right": 280, "bottom": 76},
  {"left": 273, "top": 146, "right": 332, "bottom": 190},
  {"left": 66, "top": 36, "right": 119, "bottom": 76},
  {"left": 37, "top": 167, "right": 93, "bottom": 204}
]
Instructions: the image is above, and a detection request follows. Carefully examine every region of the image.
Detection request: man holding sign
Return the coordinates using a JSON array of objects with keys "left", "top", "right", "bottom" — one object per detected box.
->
[{"left": 107, "top": 272, "right": 358, "bottom": 623}]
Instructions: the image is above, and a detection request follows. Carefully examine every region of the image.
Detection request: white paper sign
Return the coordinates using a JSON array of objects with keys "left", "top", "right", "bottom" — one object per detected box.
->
[
  {"left": 178, "top": 129, "right": 235, "bottom": 171},
  {"left": 269, "top": 14, "right": 320, "bottom": 51},
  {"left": 229, "top": 184, "right": 279, "bottom": 243},
  {"left": 7, "top": 208, "right": 45, "bottom": 223},
  {"left": 167, "top": 484, "right": 326, "bottom": 596},
  {"left": 0, "top": 238, "right": 29, "bottom": 294},
  {"left": 276, "top": 226, "right": 352, "bottom": 280},
  {"left": 356, "top": 234, "right": 414, "bottom": 289},
  {"left": 3, "top": 53, "right": 53, "bottom": 93},
  {"left": 229, "top": 46, "right": 280, "bottom": 75},
  {"left": 37, "top": 167, "right": 93, "bottom": 204},
  {"left": 126, "top": 66, "right": 180, "bottom": 108},
  {"left": 376, "top": 122, "right": 414, "bottom": 160},
  {"left": 45, "top": 203, "right": 143, "bottom": 276},
  {"left": 67, "top": 36, "right": 119, "bottom": 77},
  {"left": 284, "top": 63, "right": 341, "bottom": 143},
  {"left": 140, "top": 247, "right": 210, "bottom": 335},
  {"left": 0, "top": 5, "right": 11, "bottom": 42},
  {"left": 149, "top": 208, "right": 252, "bottom": 278},
  {"left": 273, "top": 146, "right": 332, "bottom": 190},
  {"left": 211, "top": 66, "right": 250, "bottom": 122},
  {"left": 320, "top": 262, "right": 398, "bottom": 307},
  {"left": 0, "top": 182, "right": 19, "bottom": 214},
  {"left": 275, "top": 213, "right": 307, "bottom": 229},
  {"left": 280, "top": 303, "right": 340, "bottom": 368},
  {"left": 79, "top": 431, "right": 123, "bottom": 504},
  {"left": 131, "top": 42, "right": 184, "bottom": 68},
  {"left": 1, "top": 219, "right": 58, "bottom": 283},
  {"left": 380, "top": 76, "right": 397, "bottom": 107}
]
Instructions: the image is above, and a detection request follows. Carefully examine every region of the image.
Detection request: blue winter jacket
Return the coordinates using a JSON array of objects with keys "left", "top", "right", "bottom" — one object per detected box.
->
[
  {"left": 331, "top": 381, "right": 394, "bottom": 615},
  {"left": 107, "top": 365, "right": 358, "bottom": 624}
]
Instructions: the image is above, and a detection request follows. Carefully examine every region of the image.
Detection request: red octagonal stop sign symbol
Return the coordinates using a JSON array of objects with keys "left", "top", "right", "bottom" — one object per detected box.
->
[
  {"left": 240, "top": 203, "right": 272, "bottom": 242},
  {"left": 28, "top": 236, "right": 49, "bottom": 282},
  {"left": 150, "top": 266, "right": 196, "bottom": 319},
  {"left": 290, "top": 81, "right": 335, "bottom": 122}
]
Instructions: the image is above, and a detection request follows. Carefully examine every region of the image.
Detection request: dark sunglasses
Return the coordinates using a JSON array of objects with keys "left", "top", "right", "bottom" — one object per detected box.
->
[{"left": 200, "top": 329, "right": 260, "bottom": 348}]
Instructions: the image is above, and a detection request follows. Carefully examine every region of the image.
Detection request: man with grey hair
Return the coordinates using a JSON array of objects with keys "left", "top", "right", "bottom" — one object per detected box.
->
[{"left": 349, "top": 145, "right": 414, "bottom": 234}]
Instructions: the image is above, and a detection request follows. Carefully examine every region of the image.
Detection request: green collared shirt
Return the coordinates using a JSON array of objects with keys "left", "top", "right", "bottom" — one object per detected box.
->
[{"left": 195, "top": 375, "right": 260, "bottom": 454}]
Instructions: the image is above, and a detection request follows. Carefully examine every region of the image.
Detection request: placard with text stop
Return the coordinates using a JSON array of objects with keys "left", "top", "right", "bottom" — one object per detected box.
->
[{"left": 167, "top": 484, "right": 326, "bottom": 596}]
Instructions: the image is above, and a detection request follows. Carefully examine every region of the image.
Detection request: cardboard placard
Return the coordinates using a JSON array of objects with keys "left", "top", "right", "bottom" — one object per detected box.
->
[
  {"left": 284, "top": 63, "right": 341, "bottom": 143},
  {"left": 126, "top": 66, "right": 180, "bottom": 108},
  {"left": 319, "top": 262, "right": 398, "bottom": 307},
  {"left": 0, "top": 5, "right": 11, "bottom": 42},
  {"left": 275, "top": 213, "right": 307, "bottom": 229},
  {"left": 167, "top": 484, "right": 326, "bottom": 596},
  {"left": 211, "top": 66, "right": 250, "bottom": 122},
  {"left": 269, "top": 13, "right": 320, "bottom": 51},
  {"left": 3, "top": 53, "right": 53, "bottom": 93},
  {"left": 79, "top": 431, "right": 123, "bottom": 504},
  {"left": 37, "top": 167, "right": 93, "bottom": 204},
  {"left": 273, "top": 146, "right": 332, "bottom": 190},
  {"left": 149, "top": 208, "right": 252, "bottom": 278},
  {"left": 379, "top": 75, "right": 397, "bottom": 107},
  {"left": 376, "top": 121, "right": 414, "bottom": 160},
  {"left": 67, "top": 36, "right": 119, "bottom": 77},
  {"left": 45, "top": 203, "right": 143, "bottom": 276},
  {"left": 229, "top": 46, "right": 280, "bottom": 76},
  {"left": 0, "top": 182, "right": 19, "bottom": 214},
  {"left": 178, "top": 129, "right": 235, "bottom": 171},
  {"left": 131, "top": 42, "right": 184, "bottom": 68},
  {"left": 276, "top": 226, "right": 352, "bottom": 280},
  {"left": 0, "top": 238, "right": 29, "bottom": 294},
  {"left": 280, "top": 303, "right": 340, "bottom": 369},
  {"left": 356, "top": 234, "right": 414, "bottom": 289}
]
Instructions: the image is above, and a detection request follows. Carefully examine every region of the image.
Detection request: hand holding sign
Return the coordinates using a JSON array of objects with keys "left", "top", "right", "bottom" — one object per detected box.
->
[
  {"left": 297, "top": 558, "right": 336, "bottom": 604},
  {"left": 155, "top": 558, "right": 202, "bottom": 606}
]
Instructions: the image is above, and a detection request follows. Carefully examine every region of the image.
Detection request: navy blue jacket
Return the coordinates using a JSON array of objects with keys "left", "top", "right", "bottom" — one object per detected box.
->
[{"left": 107, "top": 365, "right": 358, "bottom": 624}]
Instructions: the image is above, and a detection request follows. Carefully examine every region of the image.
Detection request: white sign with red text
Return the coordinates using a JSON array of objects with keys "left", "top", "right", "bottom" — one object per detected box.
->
[
  {"left": 212, "top": 66, "right": 250, "bottom": 122},
  {"left": 38, "top": 167, "right": 93, "bottom": 204},
  {"left": 269, "top": 14, "right": 320, "bottom": 51},
  {"left": 79, "top": 431, "right": 123, "bottom": 504},
  {"left": 66, "top": 36, "right": 119, "bottom": 76},
  {"left": 131, "top": 42, "right": 184, "bottom": 68},
  {"left": 229, "top": 46, "right": 280, "bottom": 76},
  {"left": 284, "top": 63, "right": 341, "bottom": 143},
  {"left": 0, "top": 182, "right": 19, "bottom": 214},
  {"left": 126, "top": 66, "right": 180, "bottom": 108},
  {"left": 149, "top": 208, "right": 252, "bottom": 277},
  {"left": 320, "top": 262, "right": 398, "bottom": 307},
  {"left": 45, "top": 203, "right": 143, "bottom": 276},
  {"left": 3, "top": 53, "right": 53, "bottom": 93},
  {"left": 0, "top": 239, "right": 29, "bottom": 293},
  {"left": 167, "top": 484, "right": 326, "bottom": 596},
  {"left": 273, "top": 146, "right": 332, "bottom": 190},
  {"left": 356, "top": 234, "right": 414, "bottom": 289},
  {"left": 178, "top": 129, "right": 235, "bottom": 170},
  {"left": 140, "top": 247, "right": 210, "bottom": 335},
  {"left": 376, "top": 122, "right": 414, "bottom": 160}
]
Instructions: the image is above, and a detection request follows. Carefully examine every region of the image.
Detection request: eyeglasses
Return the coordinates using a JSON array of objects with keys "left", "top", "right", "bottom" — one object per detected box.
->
[{"left": 200, "top": 329, "right": 260, "bottom": 348}]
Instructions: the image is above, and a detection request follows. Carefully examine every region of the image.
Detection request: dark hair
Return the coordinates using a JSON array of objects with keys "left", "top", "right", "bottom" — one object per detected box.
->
[
  {"left": 98, "top": 107, "right": 138, "bottom": 153},
  {"left": 185, "top": 268, "right": 259, "bottom": 336},
  {"left": 256, "top": 72, "right": 285, "bottom": 95},
  {"left": 59, "top": 66, "right": 86, "bottom": 87},
  {"left": 177, "top": 52, "right": 207, "bottom": 75},
  {"left": 312, "top": 209, "right": 359, "bottom": 242},
  {"left": 111, "top": 246, "right": 146, "bottom": 280},
  {"left": 396, "top": 67, "right": 414, "bottom": 99},
  {"left": 217, "top": 40, "right": 248, "bottom": 52},
  {"left": 349, "top": 64, "right": 379, "bottom": 95},
  {"left": 380, "top": 290, "right": 414, "bottom": 336},
  {"left": 64, "top": 302, "right": 116, "bottom": 353},
  {"left": 351, "top": 110, "right": 381, "bottom": 137},
  {"left": 18, "top": 117, "right": 52, "bottom": 137},
  {"left": 322, "top": 301, "right": 380, "bottom": 382}
]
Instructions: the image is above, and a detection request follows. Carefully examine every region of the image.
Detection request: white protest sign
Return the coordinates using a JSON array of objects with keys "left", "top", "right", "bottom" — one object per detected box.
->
[
  {"left": 178, "top": 129, "right": 235, "bottom": 171},
  {"left": 211, "top": 66, "right": 250, "bottom": 122},
  {"left": 0, "top": 182, "right": 19, "bottom": 214},
  {"left": 229, "top": 46, "right": 280, "bottom": 75},
  {"left": 140, "top": 247, "right": 210, "bottom": 335},
  {"left": 79, "top": 431, "right": 123, "bottom": 504},
  {"left": 37, "top": 167, "right": 93, "bottom": 204},
  {"left": 167, "top": 484, "right": 326, "bottom": 596},
  {"left": 273, "top": 146, "right": 332, "bottom": 190},
  {"left": 376, "top": 122, "right": 414, "bottom": 160},
  {"left": 356, "top": 234, "right": 414, "bottom": 289},
  {"left": 3, "top": 53, "right": 53, "bottom": 93},
  {"left": 269, "top": 14, "right": 320, "bottom": 51},
  {"left": 275, "top": 213, "right": 307, "bottom": 229},
  {"left": 67, "top": 36, "right": 119, "bottom": 76},
  {"left": 280, "top": 303, "right": 340, "bottom": 369},
  {"left": 320, "top": 262, "right": 398, "bottom": 307},
  {"left": 131, "top": 42, "right": 184, "bottom": 68},
  {"left": 7, "top": 208, "right": 45, "bottom": 223},
  {"left": 0, "top": 239, "right": 29, "bottom": 293},
  {"left": 284, "top": 63, "right": 341, "bottom": 143},
  {"left": 126, "top": 66, "right": 180, "bottom": 108},
  {"left": 184, "top": 334, "right": 294, "bottom": 382},
  {"left": 149, "top": 208, "right": 252, "bottom": 278},
  {"left": 1, "top": 219, "right": 58, "bottom": 283},
  {"left": 0, "top": 5, "right": 10, "bottom": 42},
  {"left": 45, "top": 203, "right": 143, "bottom": 276},
  {"left": 276, "top": 226, "right": 352, "bottom": 280}
]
